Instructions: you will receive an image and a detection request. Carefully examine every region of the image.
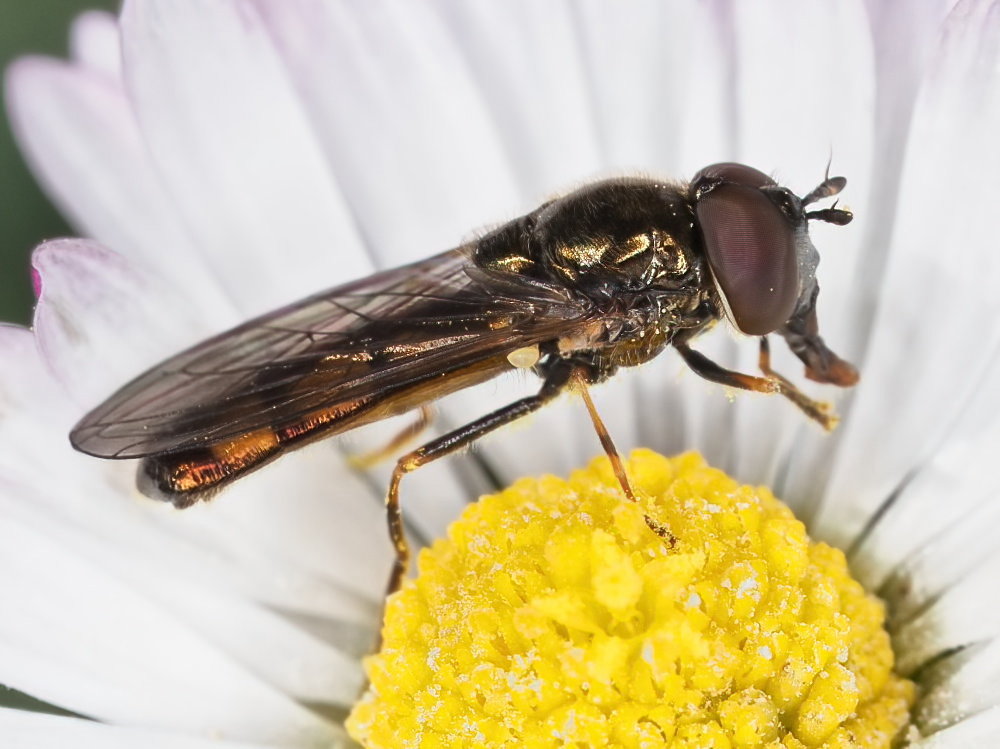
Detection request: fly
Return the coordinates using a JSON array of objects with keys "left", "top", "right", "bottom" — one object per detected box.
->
[{"left": 70, "top": 162, "right": 858, "bottom": 595}]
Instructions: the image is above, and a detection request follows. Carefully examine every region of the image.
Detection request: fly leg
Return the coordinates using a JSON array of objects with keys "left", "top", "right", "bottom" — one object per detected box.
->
[
  {"left": 383, "top": 362, "right": 576, "bottom": 598},
  {"left": 573, "top": 374, "right": 676, "bottom": 545},
  {"left": 675, "top": 341, "right": 837, "bottom": 431},
  {"left": 573, "top": 374, "right": 637, "bottom": 503},
  {"left": 349, "top": 405, "right": 434, "bottom": 469},
  {"left": 756, "top": 337, "right": 838, "bottom": 429}
]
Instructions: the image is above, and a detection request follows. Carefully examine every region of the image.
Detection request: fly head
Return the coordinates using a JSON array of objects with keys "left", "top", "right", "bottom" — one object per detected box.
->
[{"left": 691, "top": 162, "right": 858, "bottom": 386}]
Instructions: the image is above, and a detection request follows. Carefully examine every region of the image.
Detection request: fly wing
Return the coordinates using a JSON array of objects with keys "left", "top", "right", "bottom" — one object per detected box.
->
[{"left": 71, "top": 247, "right": 593, "bottom": 459}]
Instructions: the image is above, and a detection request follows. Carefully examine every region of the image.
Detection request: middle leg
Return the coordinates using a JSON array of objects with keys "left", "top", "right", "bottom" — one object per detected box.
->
[
  {"left": 573, "top": 372, "right": 676, "bottom": 545},
  {"left": 382, "top": 361, "right": 576, "bottom": 597}
]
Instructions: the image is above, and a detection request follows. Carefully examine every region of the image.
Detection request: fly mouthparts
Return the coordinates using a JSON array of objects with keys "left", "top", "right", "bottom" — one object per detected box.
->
[{"left": 806, "top": 207, "right": 853, "bottom": 225}]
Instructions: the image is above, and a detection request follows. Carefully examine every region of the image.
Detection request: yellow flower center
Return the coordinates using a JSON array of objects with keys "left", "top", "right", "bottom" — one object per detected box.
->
[{"left": 348, "top": 450, "right": 914, "bottom": 748}]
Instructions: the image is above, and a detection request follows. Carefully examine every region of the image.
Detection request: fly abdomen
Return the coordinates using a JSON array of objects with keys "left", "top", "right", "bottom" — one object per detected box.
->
[{"left": 138, "top": 428, "right": 284, "bottom": 507}]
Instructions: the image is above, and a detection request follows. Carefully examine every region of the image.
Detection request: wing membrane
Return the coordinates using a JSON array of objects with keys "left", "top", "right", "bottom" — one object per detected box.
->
[{"left": 71, "top": 247, "right": 593, "bottom": 458}]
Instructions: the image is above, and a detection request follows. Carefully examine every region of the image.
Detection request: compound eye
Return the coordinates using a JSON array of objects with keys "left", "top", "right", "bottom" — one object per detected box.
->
[
  {"left": 694, "top": 162, "right": 775, "bottom": 189},
  {"left": 696, "top": 182, "right": 798, "bottom": 335}
]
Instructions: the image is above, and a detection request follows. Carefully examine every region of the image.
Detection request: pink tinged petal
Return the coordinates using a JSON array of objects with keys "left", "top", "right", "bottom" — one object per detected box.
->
[
  {"left": 12, "top": 259, "right": 385, "bottom": 626},
  {"left": 0, "top": 325, "right": 63, "bottom": 411},
  {"left": 0, "top": 709, "right": 285, "bottom": 749},
  {"left": 30, "top": 239, "right": 212, "bottom": 408},
  {"left": 255, "top": 0, "right": 521, "bottom": 267},
  {"left": 27, "top": 241, "right": 391, "bottom": 623},
  {"left": 0, "top": 326, "right": 79, "bottom": 489},
  {"left": 0, "top": 516, "right": 344, "bottom": 745},
  {"left": 119, "top": 0, "right": 371, "bottom": 317},
  {"left": 69, "top": 10, "right": 123, "bottom": 82},
  {"left": 5, "top": 58, "right": 231, "bottom": 312},
  {"left": 805, "top": 0, "right": 1000, "bottom": 547}
]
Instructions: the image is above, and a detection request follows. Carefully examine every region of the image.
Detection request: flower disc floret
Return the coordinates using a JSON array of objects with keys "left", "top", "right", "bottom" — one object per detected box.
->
[{"left": 348, "top": 450, "right": 913, "bottom": 748}]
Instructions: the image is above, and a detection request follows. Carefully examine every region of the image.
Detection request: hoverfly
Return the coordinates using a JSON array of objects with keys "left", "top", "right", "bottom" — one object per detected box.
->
[{"left": 71, "top": 162, "right": 857, "bottom": 595}]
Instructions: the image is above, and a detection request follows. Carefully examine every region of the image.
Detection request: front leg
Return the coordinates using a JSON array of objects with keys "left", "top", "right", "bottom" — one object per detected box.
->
[{"left": 675, "top": 340, "right": 837, "bottom": 430}]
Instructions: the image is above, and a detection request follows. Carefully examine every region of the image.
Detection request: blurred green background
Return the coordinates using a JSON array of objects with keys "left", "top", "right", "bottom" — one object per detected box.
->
[{"left": 1, "top": 0, "right": 119, "bottom": 325}]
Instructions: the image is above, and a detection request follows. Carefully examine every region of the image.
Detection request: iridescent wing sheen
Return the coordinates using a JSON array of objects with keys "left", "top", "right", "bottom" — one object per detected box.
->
[{"left": 70, "top": 247, "right": 594, "bottom": 459}]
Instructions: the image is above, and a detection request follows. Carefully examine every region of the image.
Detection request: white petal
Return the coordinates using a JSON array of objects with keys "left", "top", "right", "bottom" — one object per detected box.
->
[
  {"left": 848, "top": 362, "right": 1000, "bottom": 599},
  {"left": 913, "top": 635, "right": 1000, "bottom": 736},
  {"left": 807, "top": 0, "right": 1000, "bottom": 546},
  {"left": 858, "top": 0, "right": 957, "bottom": 327},
  {"left": 69, "top": 10, "right": 123, "bottom": 82},
  {"left": 729, "top": 1, "right": 875, "bottom": 178},
  {"left": 0, "top": 514, "right": 340, "bottom": 744},
  {"left": 715, "top": 1, "right": 876, "bottom": 485},
  {"left": 572, "top": 0, "right": 729, "bottom": 173},
  {"left": 0, "top": 708, "right": 289, "bottom": 749},
  {"left": 915, "top": 706, "right": 1000, "bottom": 748},
  {"left": 426, "top": 0, "right": 603, "bottom": 194},
  {"left": 3, "top": 462, "right": 373, "bottom": 705},
  {"left": 126, "top": 575, "right": 366, "bottom": 705},
  {"left": 190, "top": 443, "right": 391, "bottom": 611},
  {"left": 892, "top": 552, "right": 1000, "bottom": 669},
  {"left": 256, "top": 0, "right": 522, "bottom": 266},
  {"left": 119, "top": 0, "right": 370, "bottom": 316},
  {"left": 4, "top": 255, "right": 383, "bottom": 715},
  {"left": 4, "top": 59, "right": 229, "bottom": 310}
]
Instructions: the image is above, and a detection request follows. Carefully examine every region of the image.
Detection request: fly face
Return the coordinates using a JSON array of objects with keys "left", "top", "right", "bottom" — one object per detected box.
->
[
  {"left": 70, "top": 162, "right": 858, "bottom": 596},
  {"left": 690, "top": 162, "right": 858, "bottom": 387}
]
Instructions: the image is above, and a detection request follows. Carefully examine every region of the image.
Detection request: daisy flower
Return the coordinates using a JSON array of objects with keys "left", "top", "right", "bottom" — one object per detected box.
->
[{"left": 2, "top": 0, "right": 999, "bottom": 746}]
